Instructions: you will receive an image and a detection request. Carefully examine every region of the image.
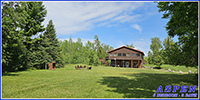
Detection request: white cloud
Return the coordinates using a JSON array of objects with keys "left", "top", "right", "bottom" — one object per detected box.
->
[
  {"left": 131, "top": 24, "right": 142, "bottom": 33},
  {"left": 116, "top": 40, "right": 125, "bottom": 47},
  {"left": 43, "top": 2, "right": 145, "bottom": 35},
  {"left": 129, "top": 39, "right": 151, "bottom": 56}
]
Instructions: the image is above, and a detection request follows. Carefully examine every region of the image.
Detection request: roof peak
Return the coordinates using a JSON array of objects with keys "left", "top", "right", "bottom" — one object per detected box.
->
[{"left": 107, "top": 45, "right": 144, "bottom": 55}]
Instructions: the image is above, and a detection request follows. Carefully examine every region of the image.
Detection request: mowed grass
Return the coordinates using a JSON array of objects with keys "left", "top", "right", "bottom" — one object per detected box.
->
[
  {"left": 144, "top": 64, "right": 198, "bottom": 73},
  {"left": 2, "top": 64, "right": 198, "bottom": 98}
]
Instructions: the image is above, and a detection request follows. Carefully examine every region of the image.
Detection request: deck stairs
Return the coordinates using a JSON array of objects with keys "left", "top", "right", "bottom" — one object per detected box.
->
[{"left": 99, "top": 59, "right": 109, "bottom": 66}]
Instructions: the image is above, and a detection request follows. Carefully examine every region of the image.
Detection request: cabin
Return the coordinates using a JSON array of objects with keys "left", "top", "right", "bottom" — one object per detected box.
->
[{"left": 107, "top": 46, "right": 144, "bottom": 68}]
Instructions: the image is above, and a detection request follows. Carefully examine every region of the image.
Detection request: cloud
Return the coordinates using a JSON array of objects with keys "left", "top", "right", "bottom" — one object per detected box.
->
[
  {"left": 117, "top": 40, "right": 125, "bottom": 47},
  {"left": 131, "top": 24, "right": 142, "bottom": 33},
  {"left": 129, "top": 39, "right": 151, "bottom": 56},
  {"left": 43, "top": 2, "right": 145, "bottom": 35}
]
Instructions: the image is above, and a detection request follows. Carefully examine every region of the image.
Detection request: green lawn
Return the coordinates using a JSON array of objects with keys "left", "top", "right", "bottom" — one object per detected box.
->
[
  {"left": 144, "top": 64, "right": 198, "bottom": 73},
  {"left": 2, "top": 64, "right": 198, "bottom": 98}
]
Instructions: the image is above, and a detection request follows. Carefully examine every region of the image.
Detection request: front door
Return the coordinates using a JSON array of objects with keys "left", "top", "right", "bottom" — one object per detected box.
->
[{"left": 126, "top": 62, "right": 129, "bottom": 68}]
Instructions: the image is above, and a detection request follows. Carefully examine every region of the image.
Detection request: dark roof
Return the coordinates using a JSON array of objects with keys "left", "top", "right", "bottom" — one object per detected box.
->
[{"left": 107, "top": 46, "right": 144, "bottom": 55}]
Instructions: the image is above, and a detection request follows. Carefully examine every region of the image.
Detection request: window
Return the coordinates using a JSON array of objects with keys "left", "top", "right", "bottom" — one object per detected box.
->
[
  {"left": 136, "top": 53, "right": 140, "bottom": 57},
  {"left": 127, "top": 53, "right": 130, "bottom": 56},
  {"left": 132, "top": 53, "right": 135, "bottom": 57},
  {"left": 123, "top": 53, "right": 126, "bottom": 56},
  {"left": 118, "top": 53, "right": 121, "bottom": 56},
  {"left": 114, "top": 53, "right": 117, "bottom": 56},
  {"left": 133, "top": 62, "right": 138, "bottom": 66},
  {"left": 110, "top": 53, "right": 113, "bottom": 56}
]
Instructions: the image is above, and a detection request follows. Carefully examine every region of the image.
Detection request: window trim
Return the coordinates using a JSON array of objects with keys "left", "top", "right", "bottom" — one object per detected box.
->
[
  {"left": 118, "top": 53, "right": 121, "bottom": 56},
  {"left": 123, "top": 53, "right": 126, "bottom": 56}
]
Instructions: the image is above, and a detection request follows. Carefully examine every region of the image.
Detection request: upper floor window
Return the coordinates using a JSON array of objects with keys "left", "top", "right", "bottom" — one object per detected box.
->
[
  {"left": 136, "top": 53, "right": 140, "bottom": 57},
  {"left": 110, "top": 53, "right": 113, "bottom": 56},
  {"left": 132, "top": 53, "right": 135, "bottom": 57},
  {"left": 123, "top": 53, "right": 126, "bottom": 56},
  {"left": 118, "top": 53, "right": 121, "bottom": 56},
  {"left": 127, "top": 53, "right": 130, "bottom": 56},
  {"left": 114, "top": 53, "right": 117, "bottom": 57}
]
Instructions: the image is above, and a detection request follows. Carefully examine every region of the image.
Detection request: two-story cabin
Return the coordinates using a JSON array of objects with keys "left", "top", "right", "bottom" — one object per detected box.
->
[{"left": 107, "top": 46, "right": 144, "bottom": 68}]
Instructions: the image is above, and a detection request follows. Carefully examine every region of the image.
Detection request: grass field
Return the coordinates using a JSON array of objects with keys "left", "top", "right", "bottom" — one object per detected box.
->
[{"left": 2, "top": 64, "right": 198, "bottom": 98}]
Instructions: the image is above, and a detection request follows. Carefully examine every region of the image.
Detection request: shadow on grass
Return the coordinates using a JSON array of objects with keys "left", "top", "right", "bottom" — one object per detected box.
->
[
  {"left": 98, "top": 73, "right": 198, "bottom": 98},
  {"left": 2, "top": 73, "right": 20, "bottom": 76}
]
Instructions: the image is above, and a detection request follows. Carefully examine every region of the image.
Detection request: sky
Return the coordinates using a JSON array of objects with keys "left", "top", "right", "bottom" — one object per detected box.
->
[{"left": 42, "top": 1, "right": 177, "bottom": 56}]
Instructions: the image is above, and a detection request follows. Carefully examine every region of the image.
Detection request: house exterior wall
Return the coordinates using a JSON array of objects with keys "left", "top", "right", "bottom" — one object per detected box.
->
[
  {"left": 108, "top": 48, "right": 143, "bottom": 60},
  {"left": 107, "top": 46, "right": 144, "bottom": 68}
]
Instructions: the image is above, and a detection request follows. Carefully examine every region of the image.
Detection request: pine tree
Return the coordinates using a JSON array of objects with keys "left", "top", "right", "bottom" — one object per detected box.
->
[
  {"left": 2, "top": 2, "right": 28, "bottom": 72},
  {"left": 43, "top": 20, "right": 64, "bottom": 68}
]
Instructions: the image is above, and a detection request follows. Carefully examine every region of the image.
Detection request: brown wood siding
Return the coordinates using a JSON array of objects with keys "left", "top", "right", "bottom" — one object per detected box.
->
[{"left": 108, "top": 48, "right": 142, "bottom": 60}]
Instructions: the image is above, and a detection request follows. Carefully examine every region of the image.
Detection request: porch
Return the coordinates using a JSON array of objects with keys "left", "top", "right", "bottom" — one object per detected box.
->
[{"left": 110, "top": 60, "right": 142, "bottom": 68}]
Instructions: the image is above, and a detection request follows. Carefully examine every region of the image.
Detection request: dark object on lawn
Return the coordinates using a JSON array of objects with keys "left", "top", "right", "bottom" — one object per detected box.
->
[
  {"left": 75, "top": 66, "right": 79, "bottom": 70},
  {"left": 153, "top": 67, "right": 162, "bottom": 69},
  {"left": 84, "top": 65, "right": 86, "bottom": 68},
  {"left": 49, "top": 62, "right": 56, "bottom": 70},
  {"left": 77, "top": 65, "right": 79, "bottom": 68},
  {"left": 80, "top": 65, "right": 82, "bottom": 68},
  {"left": 87, "top": 66, "right": 92, "bottom": 70}
]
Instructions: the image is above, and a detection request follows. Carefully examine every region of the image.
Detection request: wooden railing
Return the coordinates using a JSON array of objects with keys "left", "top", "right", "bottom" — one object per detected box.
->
[{"left": 99, "top": 59, "right": 109, "bottom": 66}]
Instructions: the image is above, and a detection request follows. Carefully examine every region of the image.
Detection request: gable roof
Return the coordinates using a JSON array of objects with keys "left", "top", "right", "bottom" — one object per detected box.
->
[{"left": 107, "top": 46, "right": 144, "bottom": 55}]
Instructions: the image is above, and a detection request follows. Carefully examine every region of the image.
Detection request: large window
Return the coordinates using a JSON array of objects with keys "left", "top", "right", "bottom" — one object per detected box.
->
[
  {"left": 127, "top": 53, "right": 130, "bottom": 56},
  {"left": 136, "top": 53, "right": 140, "bottom": 57},
  {"left": 114, "top": 53, "right": 117, "bottom": 57},
  {"left": 123, "top": 53, "right": 126, "bottom": 56},
  {"left": 132, "top": 53, "right": 135, "bottom": 57},
  {"left": 110, "top": 53, "right": 113, "bottom": 56},
  {"left": 118, "top": 53, "right": 121, "bottom": 56}
]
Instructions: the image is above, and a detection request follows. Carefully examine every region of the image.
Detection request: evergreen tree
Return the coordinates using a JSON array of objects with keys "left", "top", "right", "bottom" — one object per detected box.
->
[
  {"left": 43, "top": 20, "right": 64, "bottom": 68},
  {"left": 2, "top": 2, "right": 28, "bottom": 72}
]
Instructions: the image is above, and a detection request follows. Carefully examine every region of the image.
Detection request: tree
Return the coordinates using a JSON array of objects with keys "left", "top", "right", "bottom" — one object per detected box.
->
[
  {"left": 126, "top": 43, "right": 135, "bottom": 48},
  {"left": 147, "top": 51, "right": 153, "bottom": 64},
  {"left": 21, "top": 2, "right": 47, "bottom": 51},
  {"left": 2, "top": 2, "right": 28, "bottom": 72},
  {"left": 94, "top": 35, "right": 102, "bottom": 59},
  {"left": 43, "top": 20, "right": 64, "bottom": 68},
  {"left": 161, "top": 36, "right": 175, "bottom": 64},
  {"left": 150, "top": 37, "right": 164, "bottom": 68},
  {"left": 157, "top": 2, "right": 198, "bottom": 67},
  {"left": 150, "top": 37, "right": 162, "bottom": 56}
]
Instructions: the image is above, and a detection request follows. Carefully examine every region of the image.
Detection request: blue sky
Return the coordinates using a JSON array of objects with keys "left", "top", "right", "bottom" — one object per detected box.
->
[{"left": 42, "top": 1, "right": 177, "bottom": 56}]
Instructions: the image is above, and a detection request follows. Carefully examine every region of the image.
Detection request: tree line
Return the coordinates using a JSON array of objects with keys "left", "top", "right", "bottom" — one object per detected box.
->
[
  {"left": 146, "top": 2, "right": 198, "bottom": 68},
  {"left": 2, "top": 2, "right": 63, "bottom": 73},
  {"left": 60, "top": 35, "right": 114, "bottom": 66}
]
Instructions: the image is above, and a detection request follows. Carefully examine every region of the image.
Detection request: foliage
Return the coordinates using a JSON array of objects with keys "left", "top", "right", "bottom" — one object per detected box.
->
[
  {"left": 126, "top": 43, "right": 135, "bottom": 48},
  {"left": 157, "top": 2, "right": 198, "bottom": 67},
  {"left": 2, "top": 1, "right": 63, "bottom": 72},
  {"left": 148, "top": 37, "right": 164, "bottom": 67},
  {"left": 60, "top": 35, "right": 113, "bottom": 66}
]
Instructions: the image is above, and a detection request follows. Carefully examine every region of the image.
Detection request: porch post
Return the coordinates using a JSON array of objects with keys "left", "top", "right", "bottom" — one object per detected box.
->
[
  {"left": 137, "top": 60, "right": 139, "bottom": 68},
  {"left": 115, "top": 60, "right": 116, "bottom": 67},
  {"left": 123, "top": 60, "right": 124, "bottom": 68},
  {"left": 131, "top": 60, "right": 133, "bottom": 68}
]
